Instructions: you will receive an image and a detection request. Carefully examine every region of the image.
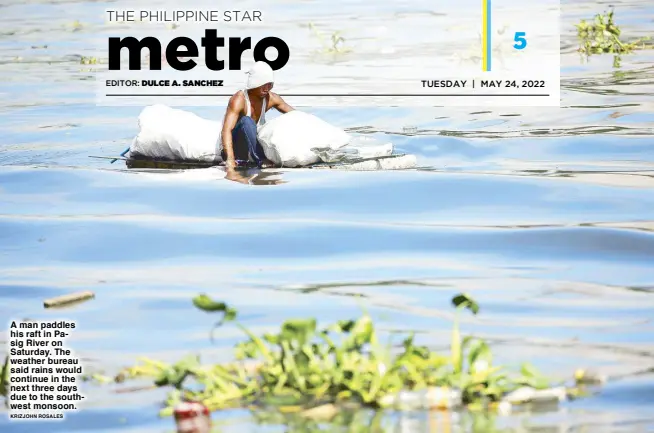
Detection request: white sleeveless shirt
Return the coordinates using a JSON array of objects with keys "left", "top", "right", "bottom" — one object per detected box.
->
[{"left": 242, "top": 89, "right": 267, "bottom": 128}]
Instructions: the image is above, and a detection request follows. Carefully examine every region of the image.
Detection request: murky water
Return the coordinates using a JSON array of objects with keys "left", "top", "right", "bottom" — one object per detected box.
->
[{"left": 1, "top": 0, "right": 654, "bottom": 431}]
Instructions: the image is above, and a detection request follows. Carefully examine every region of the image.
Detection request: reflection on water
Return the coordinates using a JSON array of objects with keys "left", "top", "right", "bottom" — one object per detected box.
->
[
  {"left": 1, "top": 0, "right": 654, "bottom": 432},
  {"left": 246, "top": 407, "right": 568, "bottom": 433},
  {"left": 123, "top": 159, "right": 288, "bottom": 185}
]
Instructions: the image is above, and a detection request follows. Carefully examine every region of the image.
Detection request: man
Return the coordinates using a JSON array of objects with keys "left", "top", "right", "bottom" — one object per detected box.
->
[{"left": 220, "top": 61, "right": 294, "bottom": 169}]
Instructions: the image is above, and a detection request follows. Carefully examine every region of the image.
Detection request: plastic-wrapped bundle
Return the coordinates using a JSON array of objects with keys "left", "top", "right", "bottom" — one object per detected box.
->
[
  {"left": 256, "top": 110, "right": 351, "bottom": 167},
  {"left": 129, "top": 105, "right": 223, "bottom": 163}
]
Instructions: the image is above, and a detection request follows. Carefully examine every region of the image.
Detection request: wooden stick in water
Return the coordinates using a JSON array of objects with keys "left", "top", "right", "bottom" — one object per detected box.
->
[
  {"left": 44, "top": 291, "right": 95, "bottom": 308},
  {"left": 114, "top": 385, "right": 158, "bottom": 394},
  {"left": 299, "top": 404, "right": 339, "bottom": 420}
]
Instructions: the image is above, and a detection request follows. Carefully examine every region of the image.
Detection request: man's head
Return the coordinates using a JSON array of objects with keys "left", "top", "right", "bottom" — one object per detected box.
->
[{"left": 245, "top": 61, "right": 274, "bottom": 98}]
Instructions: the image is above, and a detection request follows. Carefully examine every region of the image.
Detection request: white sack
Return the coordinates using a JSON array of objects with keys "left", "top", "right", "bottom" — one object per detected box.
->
[
  {"left": 129, "top": 105, "right": 223, "bottom": 162},
  {"left": 256, "top": 111, "right": 350, "bottom": 167}
]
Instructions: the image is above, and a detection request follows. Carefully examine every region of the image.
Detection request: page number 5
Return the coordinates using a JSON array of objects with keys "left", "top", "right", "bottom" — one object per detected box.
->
[{"left": 513, "top": 32, "right": 527, "bottom": 50}]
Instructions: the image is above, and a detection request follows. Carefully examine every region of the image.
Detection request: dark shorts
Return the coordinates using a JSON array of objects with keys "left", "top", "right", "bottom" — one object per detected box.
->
[{"left": 221, "top": 116, "right": 267, "bottom": 166}]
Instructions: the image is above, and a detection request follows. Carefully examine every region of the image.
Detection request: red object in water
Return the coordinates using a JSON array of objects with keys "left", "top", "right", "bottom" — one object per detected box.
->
[{"left": 174, "top": 401, "right": 211, "bottom": 433}]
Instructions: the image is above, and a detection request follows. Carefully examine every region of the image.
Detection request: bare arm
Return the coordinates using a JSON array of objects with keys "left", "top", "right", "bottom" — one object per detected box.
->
[
  {"left": 269, "top": 92, "right": 294, "bottom": 114},
  {"left": 221, "top": 94, "right": 245, "bottom": 167}
]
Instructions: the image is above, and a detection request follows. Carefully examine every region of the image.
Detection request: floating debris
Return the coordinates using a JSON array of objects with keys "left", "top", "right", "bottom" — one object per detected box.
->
[
  {"left": 299, "top": 403, "right": 339, "bottom": 420},
  {"left": 174, "top": 400, "right": 211, "bottom": 433},
  {"left": 68, "top": 20, "right": 84, "bottom": 32},
  {"left": 83, "top": 292, "right": 600, "bottom": 418},
  {"left": 574, "top": 368, "right": 608, "bottom": 386},
  {"left": 500, "top": 386, "right": 567, "bottom": 405},
  {"left": 80, "top": 56, "right": 100, "bottom": 65},
  {"left": 308, "top": 23, "right": 352, "bottom": 55},
  {"left": 378, "top": 386, "right": 463, "bottom": 410}
]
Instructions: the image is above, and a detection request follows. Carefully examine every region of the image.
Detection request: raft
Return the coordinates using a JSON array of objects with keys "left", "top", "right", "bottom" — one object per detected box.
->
[{"left": 89, "top": 153, "right": 418, "bottom": 171}]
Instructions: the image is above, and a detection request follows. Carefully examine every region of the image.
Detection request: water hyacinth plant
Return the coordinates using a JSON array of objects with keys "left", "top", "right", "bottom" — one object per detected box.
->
[
  {"left": 575, "top": 9, "right": 653, "bottom": 67},
  {"left": 308, "top": 23, "right": 352, "bottom": 55},
  {"left": 575, "top": 10, "right": 651, "bottom": 55},
  {"left": 87, "top": 292, "right": 574, "bottom": 418},
  {"left": 0, "top": 355, "right": 9, "bottom": 406}
]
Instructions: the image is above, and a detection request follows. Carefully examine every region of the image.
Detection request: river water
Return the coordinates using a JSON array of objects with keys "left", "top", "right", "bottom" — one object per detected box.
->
[{"left": 1, "top": 0, "right": 654, "bottom": 432}]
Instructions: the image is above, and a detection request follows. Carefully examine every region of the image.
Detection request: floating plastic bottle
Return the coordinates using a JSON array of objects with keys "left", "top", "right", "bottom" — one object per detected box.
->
[
  {"left": 501, "top": 386, "right": 567, "bottom": 405},
  {"left": 574, "top": 368, "right": 607, "bottom": 385},
  {"left": 174, "top": 401, "right": 211, "bottom": 433},
  {"left": 378, "top": 386, "right": 463, "bottom": 410}
]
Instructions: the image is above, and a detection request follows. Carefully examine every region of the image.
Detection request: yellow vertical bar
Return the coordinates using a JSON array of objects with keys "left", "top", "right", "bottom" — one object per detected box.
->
[{"left": 482, "top": 0, "right": 488, "bottom": 71}]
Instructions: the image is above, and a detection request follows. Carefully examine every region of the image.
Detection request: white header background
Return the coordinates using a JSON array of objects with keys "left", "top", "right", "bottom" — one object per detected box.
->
[{"left": 94, "top": 0, "right": 560, "bottom": 107}]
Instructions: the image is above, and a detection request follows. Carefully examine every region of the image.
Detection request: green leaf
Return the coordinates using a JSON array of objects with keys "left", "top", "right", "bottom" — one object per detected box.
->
[
  {"left": 193, "top": 294, "right": 239, "bottom": 343},
  {"left": 529, "top": 376, "right": 551, "bottom": 390},
  {"left": 236, "top": 324, "right": 274, "bottom": 362},
  {"left": 461, "top": 335, "right": 475, "bottom": 354},
  {"left": 520, "top": 362, "right": 541, "bottom": 378},
  {"left": 300, "top": 345, "right": 319, "bottom": 368},
  {"left": 467, "top": 339, "right": 493, "bottom": 373},
  {"left": 402, "top": 333, "right": 415, "bottom": 350},
  {"left": 351, "top": 315, "right": 375, "bottom": 345},
  {"left": 154, "top": 354, "right": 200, "bottom": 389},
  {"left": 192, "top": 294, "right": 237, "bottom": 321},
  {"left": 281, "top": 318, "right": 317, "bottom": 346},
  {"left": 263, "top": 333, "right": 280, "bottom": 345},
  {"left": 0, "top": 355, "right": 9, "bottom": 398},
  {"left": 332, "top": 320, "right": 356, "bottom": 333},
  {"left": 154, "top": 367, "right": 178, "bottom": 388},
  {"left": 234, "top": 340, "right": 259, "bottom": 360},
  {"left": 484, "top": 385, "right": 504, "bottom": 399},
  {"left": 261, "top": 392, "right": 303, "bottom": 407},
  {"left": 318, "top": 332, "right": 338, "bottom": 354},
  {"left": 517, "top": 362, "right": 551, "bottom": 389},
  {"left": 451, "top": 293, "right": 480, "bottom": 315},
  {"left": 164, "top": 389, "right": 183, "bottom": 408}
]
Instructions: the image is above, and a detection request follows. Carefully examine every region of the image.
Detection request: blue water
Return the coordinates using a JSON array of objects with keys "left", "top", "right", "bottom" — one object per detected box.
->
[{"left": 1, "top": 0, "right": 654, "bottom": 432}]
